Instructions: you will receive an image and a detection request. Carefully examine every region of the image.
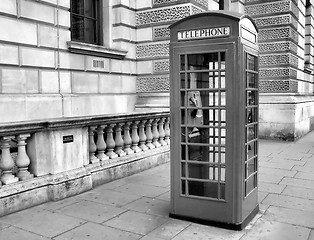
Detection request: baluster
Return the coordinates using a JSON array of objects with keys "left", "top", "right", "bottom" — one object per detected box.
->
[
  {"left": 123, "top": 122, "right": 134, "bottom": 155},
  {"left": 152, "top": 118, "right": 161, "bottom": 148},
  {"left": 96, "top": 125, "right": 109, "bottom": 161},
  {"left": 145, "top": 119, "right": 155, "bottom": 149},
  {"left": 114, "top": 123, "right": 126, "bottom": 157},
  {"left": 106, "top": 124, "right": 118, "bottom": 159},
  {"left": 138, "top": 120, "right": 148, "bottom": 151},
  {"left": 16, "top": 134, "right": 34, "bottom": 180},
  {"left": 164, "top": 117, "right": 170, "bottom": 145},
  {"left": 89, "top": 126, "right": 99, "bottom": 164},
  {"left": 158, "top": 118, "right": 167, "bottom": 146},
  {"left": 131, "top": 121, "right": 141, "bottom": 153},
  {"left": 0, "top": 136, "right": 19, "bottom": 184}
]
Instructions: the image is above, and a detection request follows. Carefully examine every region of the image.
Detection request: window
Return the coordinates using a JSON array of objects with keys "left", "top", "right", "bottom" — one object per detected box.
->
[
  {"left": 68, "top": 0, "right": 127, "bottom": 59},
  {"left": 219, "top": 0, "right": 224, "bottom": 10},
  {"left": 70, "top": 0, "right": 100, "bottom": 45}
]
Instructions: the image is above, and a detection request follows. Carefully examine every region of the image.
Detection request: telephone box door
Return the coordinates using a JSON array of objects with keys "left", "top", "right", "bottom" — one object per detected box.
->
[{"left": 171, "top": 43, "right": 237, "bottom": 223}]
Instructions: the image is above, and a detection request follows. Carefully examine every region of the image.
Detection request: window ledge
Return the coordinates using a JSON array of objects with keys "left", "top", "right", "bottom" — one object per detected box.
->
[{"left": 67, "top": 41, "right": 127, "bottom": 59}]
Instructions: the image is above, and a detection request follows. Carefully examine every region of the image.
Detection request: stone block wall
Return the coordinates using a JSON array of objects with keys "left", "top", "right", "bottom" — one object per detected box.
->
[
  {"left": 0, "top": 0, "right": 137, "bottom": 123},
  {"left": 245, "top": 0, "right": 314, "bottom": 140},
  {"left": 135, "top": 0, "right": 218, "bottom": 111}
]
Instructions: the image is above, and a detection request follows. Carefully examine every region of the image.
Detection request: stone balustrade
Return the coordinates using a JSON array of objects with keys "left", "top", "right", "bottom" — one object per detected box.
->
[
  {"left": 87, "top": 116, "right": 170, "bottom": 164},
  {"left": 0, "top": 111, "right": 170, "bottom": 216},
  {"left": 0, "top": 134, "right": 33, "bottom": 187}
]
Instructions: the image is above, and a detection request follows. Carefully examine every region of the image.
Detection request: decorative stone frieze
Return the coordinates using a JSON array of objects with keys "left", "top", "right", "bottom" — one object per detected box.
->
[
  {"left": 259, "top": 68, "right": 297, "bottom": 79},
  {"left": 153, "top": 26, "right": 170, "bottom": 39},
  {"left": 153, "top": 0, "right": 208, "bottom": 9},
  {"left": 258, "top": 27, "right": 298, "bottom": 42},
  {"left": 259, "top": 54, "right": 298, "bottom": 67},
  {"left": 259, "top": 41, "right": 297, "bottom": 53},
  {"left": 153, "top": 0, "right": 179, "bottom": 5},
  {"left": 137, "top": 76, "right": 170, "bottom": 92},
  {"left": 245, "top": 1, "right": 291, "bottom": 16},
  {"left": 254, "top": 15, "right": 291, "bottom": 27},
  {"left": 154, "top": 60, "right": 170, "bottom": 73},
  {"left": 259, "top": 80, "right": 298, "bottom": 92},
  {"left": 136, "top": 42, "right": 169, "bottom": 58},
  {"left": 136, "top": 5, "right": 191, "bottom": 26}
]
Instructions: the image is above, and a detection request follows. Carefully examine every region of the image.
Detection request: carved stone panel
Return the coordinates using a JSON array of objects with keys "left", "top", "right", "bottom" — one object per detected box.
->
[{"left": 137, "top": 76, "right": 170, "bottom": 92}]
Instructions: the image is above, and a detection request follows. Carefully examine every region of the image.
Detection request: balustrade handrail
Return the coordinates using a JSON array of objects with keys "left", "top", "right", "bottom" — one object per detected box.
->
[{"left": 0, "top": 111, "right": 170, "bottom": 136}]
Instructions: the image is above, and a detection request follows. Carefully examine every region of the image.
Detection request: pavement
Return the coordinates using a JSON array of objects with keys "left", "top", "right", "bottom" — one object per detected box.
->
[{"left": 0, "top": 132, "right": 314, "bottom": 240}]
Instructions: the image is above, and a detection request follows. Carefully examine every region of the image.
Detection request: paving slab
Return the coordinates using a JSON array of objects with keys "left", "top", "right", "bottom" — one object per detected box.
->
[
  {"left": 309, "top": 230, "right": 314, "bottom": 240},
  {"left": 259, "top": 161, "right": 298, "bottom": 170},
  {"left": 123, "top": 196, "right": 170, "bottom": 217},
  {"left": 103, "top": 210, "right": 169, "bottom": 235},
  {"left": 295, "top": 171, "right": 314, "bottom": 181},
  {"left": 259, "top": 166, "right": 297, "bottom": 178},
  {"left": 268, "top": 152, "right": 312, "bottom": 161},
  {"left": 292, "top": 165, "right": 314, "bottom": 173},
  {"left": 264, "top": 206, "right": 314, "bottom": 228},
  {"left": 282, "top": 185, "right": 314, "bottom": 200},
  {"left": 126, "top": 173, "right": 170, "bottom": 188},
  {"left": 54, "top": 222, "right": 142, "bottom": 240},
  {"left": 171, "top": 223, "right": 245, "bottom": 240},
  {"left": 258, "top": 191, "right": 269, "bottom": 202},
  {"left": 0, "top": 221, "right": 10, "bottom": 230},
  {"left": 0, "top": 226, "right": 50, "bottom": 240},
  {"left": 280, "top": 177, "right": 314, "bottom": 189},
  {"left": 304, "top": 157, "right": 314, "bottom": 167},
  {"left": 140, "top": 235, "right": 165, "bottom": 240},
  {"left": 38, "top": 195, "right": 83, "bottom": 211},
  {"left": 113, "top": 182, "right": 169, "bottom": 198},
  {"left": 54, "top": 200, "right": 127, "bottom": 223},
  {"left": 240, "top": 218, "right": 311, "bottom": 240},
  {"left": 95, "top": 177, "right": 130, "bottom": 190},
  {"left": 258, "top": 182, "right": 285, "bottom": 194},
  {"left": 258, "top": 140, "right": 287, "bottom": 157},
  {"left": 76, "top": 188, "right": 141, "bottom": 207},
  {"left": 258, "top": 173, "right": 284, "bottom": 184},
  {"left": 0, "top": 206, "right": 86, "bottom": 238},
  {"left": 156, "top": 190, "right": 170, "bottom": 202},
  {"left": 141, "top": 163, "right": 170, "bottom": 178},
  {"left": 262, "top": 193, "right": 314, "bottom": 212},
  {"left": 146, "top": 219, "right": 191, "bottom": 240}
]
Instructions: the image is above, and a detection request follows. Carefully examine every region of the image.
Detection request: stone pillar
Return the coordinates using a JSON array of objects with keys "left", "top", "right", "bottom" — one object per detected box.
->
[
  {"left": 96, "top": 125, "right": 109, "bottom": 161},
  {"left": 131, "top": 121, "right": 142, "bottom": 153},
  {"left": 105, "top": 124, "right": 118, "bottom": 159},
  {"left": 89, "top": 126, "right": 99, "bottom": 164},
  {"left": 114, "top": 123, "right": 126, "bottom": 157},
  {"left": 16, "top": 134, "right": 34, "bottom": 180},
  {"left": 123, "top": 122, "right": 134, "bottom": 155},
  {"left": 0, "top": 136, "right": 19, "bottom": 184}
]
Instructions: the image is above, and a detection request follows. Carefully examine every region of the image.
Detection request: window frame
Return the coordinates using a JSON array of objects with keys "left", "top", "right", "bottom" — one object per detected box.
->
[
  {"left": 68, "top": 0, "right": 127, "bottom": 59},
  {"left": 70, "top": 0, "right": 101, "bottom": 45}
]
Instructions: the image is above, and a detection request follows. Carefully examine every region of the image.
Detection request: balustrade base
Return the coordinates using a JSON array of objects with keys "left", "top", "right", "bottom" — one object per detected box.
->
[
  {"left": 1, "top": 175, "right": 19, "bottom": 185},
  {"left": 96, "top": 153, "right": 109, "bottom": 161},
  {"left": 132, "top": 146, "right": 142, "bottom": 153},
  {"left": 17, "top": 171, "right": 34, "bottom": 181}
]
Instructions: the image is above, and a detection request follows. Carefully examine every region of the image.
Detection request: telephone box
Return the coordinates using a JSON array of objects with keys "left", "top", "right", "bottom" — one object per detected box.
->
[{"left": 169, "top": 11, "right": 259, "bottom": 230}]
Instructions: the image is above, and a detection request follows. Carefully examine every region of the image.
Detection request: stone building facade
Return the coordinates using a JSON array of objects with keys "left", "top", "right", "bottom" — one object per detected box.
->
[{"left": 0, "top": 0, "right": 313, "bottom": 140}]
